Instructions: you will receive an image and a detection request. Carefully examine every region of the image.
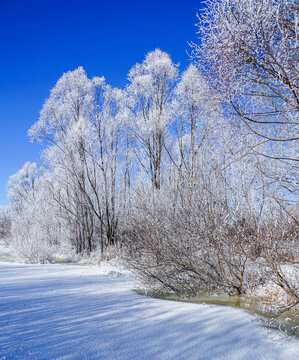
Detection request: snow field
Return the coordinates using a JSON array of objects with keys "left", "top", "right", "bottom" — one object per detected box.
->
[{"left": 0, "top": 261, "right": 298, "bottom": 360}]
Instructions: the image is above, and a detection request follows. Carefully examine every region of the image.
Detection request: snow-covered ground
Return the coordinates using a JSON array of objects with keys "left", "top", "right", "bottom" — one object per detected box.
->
[{"left": 0, "top": 243, "right": 298, "bottom": 360}]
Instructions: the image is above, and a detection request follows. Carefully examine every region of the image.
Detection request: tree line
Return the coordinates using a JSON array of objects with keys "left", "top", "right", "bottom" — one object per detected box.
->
[{"left": 2, "top": 0, "right": 298, "bottom": 304}]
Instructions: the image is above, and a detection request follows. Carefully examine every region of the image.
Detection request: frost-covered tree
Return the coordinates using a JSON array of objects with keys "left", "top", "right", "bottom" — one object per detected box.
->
[
  {"left": 191, "top": 0, "right": 299, "bottom": 260},
  {"left": 8, "top": 163, "right": 57, "bottom": 262},
  {"left": 8, "top": 161, "right": 38, "bottom": 213},
  {"left": 28, "top": 67, "right": 98, "bottom": 254},
  {"left": 29, "top": 67, "right": 94, "bottom": 143},
  {"left": 89, "top": 79, "right": 126, "bottom": 248},
  {"left": 192, "top": 0, "right": 298, "bottom": 152},
  {"left": 28, "top": 67, "right": 126, "bottom": 255},
  {"left": 127, "top": 49, "right": 179, "bottom": 189},
  {"left": 169, "top": 64, "right": 218, "bottom": 177},
  {"left": 0, "top": 205, "right": 11, "bottom": 239}
]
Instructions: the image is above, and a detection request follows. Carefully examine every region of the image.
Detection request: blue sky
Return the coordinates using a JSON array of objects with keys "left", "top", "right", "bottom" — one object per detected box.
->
[{"left": 0, "top": 0, "right": 204, "bottom": 205}]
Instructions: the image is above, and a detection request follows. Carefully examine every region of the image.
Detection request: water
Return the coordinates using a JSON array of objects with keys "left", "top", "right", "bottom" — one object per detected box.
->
[{"left": 136, "top": 289, "right": 299, "bottom": 337}]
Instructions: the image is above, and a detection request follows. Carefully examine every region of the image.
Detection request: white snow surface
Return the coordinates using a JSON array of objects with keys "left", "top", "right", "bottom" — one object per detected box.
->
[{"left": 0, "top": 257, "right": 298, "bottom": 359}]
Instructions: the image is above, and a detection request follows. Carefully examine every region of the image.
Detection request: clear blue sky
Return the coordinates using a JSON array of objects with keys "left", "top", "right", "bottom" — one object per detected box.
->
[{"left": 0, "top": 0, "right": 205, "bottom": 205}]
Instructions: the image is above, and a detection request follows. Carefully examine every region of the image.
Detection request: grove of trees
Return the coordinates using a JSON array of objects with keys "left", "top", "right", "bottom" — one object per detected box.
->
[{"left": 6, "top": 0, "right": 298, "bottom": 306}]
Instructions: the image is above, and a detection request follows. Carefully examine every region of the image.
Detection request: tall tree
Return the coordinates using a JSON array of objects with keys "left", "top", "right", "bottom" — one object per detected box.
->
[{"left": 127, "top": 49, "right": 179, "bottom": 190}]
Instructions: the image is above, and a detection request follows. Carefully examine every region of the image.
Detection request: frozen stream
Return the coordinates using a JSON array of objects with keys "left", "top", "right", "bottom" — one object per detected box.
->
[{"left": 0, "top": 242, "right": 298, "bottom": 359}]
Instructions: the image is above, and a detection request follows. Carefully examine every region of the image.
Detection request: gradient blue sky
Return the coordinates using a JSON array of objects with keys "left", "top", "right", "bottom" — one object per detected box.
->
[{"left": 0, "top": 0, "right": 205, "bottom": 205}]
